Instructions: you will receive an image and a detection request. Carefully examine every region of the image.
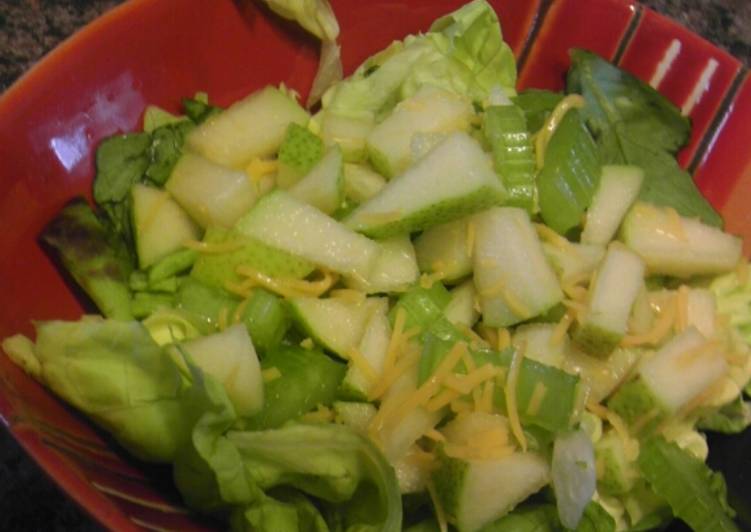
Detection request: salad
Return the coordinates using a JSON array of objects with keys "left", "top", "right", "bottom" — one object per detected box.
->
[{"left": 3, "top": 0, "right": 751, "bottom": 530}]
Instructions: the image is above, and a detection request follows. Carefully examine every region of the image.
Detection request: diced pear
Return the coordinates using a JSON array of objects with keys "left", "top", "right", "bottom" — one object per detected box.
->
[
  {"left": 340, "top": 299, "right": 391, "bottom": 399},
  {"left": 574, "top": 244, "right": 645, "bottom": 357},
  {"left": 345, "top": 132, "right": 506, "bottom": 238},
  {"left": 621, "top": 202, "right": 742, "bottom": 278},
  {"left": 166, "top": 152, "right": 258, "bottom": 228},
  {"left": 345, "top": 235, "right": 419, "bottom": 294},
  {"left": 289, "top": 146, "right": 344, "bottom": 214},
  {"left": 320, "top": 112, "right": 374, "bottom": 162},
  {"left": 366, "top": 86, "right": 474, "bottom": 178},
  {"left": 414, "top": 217, "right": 474, "bottom": 283},
  {"left": 131, "top": 184, "right": 200, "bottom": 268},
  {"left": 276, "top": 122, "right": 324, "bottom": 188},
  {"left": 187, "top": 86, "right": 309, "bottom": 168},
  {"left": 473, "top": 207, "right": 563, "bottom": 327},
  {"left": 343, "top": 163, "right": 386, "bottom": 204},
  {"left": 236, "top": 190, "right": 381, "bottom": 279},
  {"left": 444, "top": 280, "right": 480, "bottom": 329},
  {"left": 178, "top": 324, "right": 263, "bottom": 416},
  {"left": 581, "top": 165, "right": 644, "bottom": 245}
]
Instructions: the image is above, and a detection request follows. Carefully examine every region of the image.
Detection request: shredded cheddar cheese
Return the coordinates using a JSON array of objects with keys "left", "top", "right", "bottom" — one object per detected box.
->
[
  {"left": 232, "top": 297, "right": 251, "bottom": 325},
  {"left": 622, "top": 294, "right": 677, "bottom": 346},
  {"left": 675, "top": 285, "right": 690, "bottom": 332},
  {"left": 262, "top": 367, "right": 282, "bottom": 382},
  {"left": 551, "top": 311, "right": 574, "bottom": 346},
  {"left": 525, "top": 382, "right": 548, "bottom": 417},
  {"left": 496, "top": 328, "right": 511, "bottom": 351},
  {"left": 300, "top": 338, "right": 315, "bottom": 350},
  {"left": 217, "top": 306, "right": 230, "bottom": 331},
  {"left": 420, "top": 271, "right": 445, "bottom": 289},
  {"left": 183, "top": 239, "right": 246, "bottom": 254},
  {"left": 427, "top": 481, "right": 449, "bottom": 532},
  {"left": 245, "top": 158, "right": 278, "bottom": 183},
  {"left": 534, "top": 94, "right": 586, "bottom": 168},
  {"left": 234, "top": 266, "right": 337, "bottom": 299},
  {"left": 737, "top": 258, "right": 749, "bottom": 286},
  {"left": 466, "top": 219, "right": 476, "bottom": 258},
  {"left": 346, "top": 346, "right": 379, "bottom": 383},
  {"left": 505, "top": 344, "right": 528, "bottom": 451},
  {"left": 424, "top": 429, "right": 446, "bottom": 442}
]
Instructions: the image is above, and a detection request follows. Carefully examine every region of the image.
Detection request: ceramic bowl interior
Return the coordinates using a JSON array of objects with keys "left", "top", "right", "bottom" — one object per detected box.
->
[{"left": 1, "top": 0, "right": 750, "bottom": 529}]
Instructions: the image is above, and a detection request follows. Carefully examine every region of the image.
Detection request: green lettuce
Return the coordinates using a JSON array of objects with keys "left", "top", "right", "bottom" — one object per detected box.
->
[
  {"left": 638, "top": 437, "right": 739, "bottom": 532},
  {"left": 262, "top": 0, "right": 339, "bottom": 41},
  {"left": 477, "top": 501, "right": 614, "bottom": 532},
  {"left": 697, "top": 396, "right": 751, "bottom": 434},
  {"left": 567, "top": 49, "right": 722, "bottom": 227},
  {"left": 322, "top": 0, "right": 515, "bottom": 120},
  {"left": 40, "top": 198, "right": 134, "bottom": 319},
  {"left": 3, "top": 319, "right": 191, "bottom": 462},
  {"left": 173, "top": 359, "right": 401, "bottom": 531}
]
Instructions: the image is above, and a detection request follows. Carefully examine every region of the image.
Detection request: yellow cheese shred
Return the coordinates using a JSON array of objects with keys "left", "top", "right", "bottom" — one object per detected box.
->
[
  {"left": 505, "top": 344, "right": 528, "bottom": 452},
  {"left": 262, "top": 367, "right": 282, "bottom": 382},
  {"left": 496, "top": 328, "right": 511, "bottom": 351},
  {"left": 232, "top": 297, "right": 251, "bottom": 325},
  {"left": 346, "top": 346, "right": 378, "bottom": 384},
  {"left": 234, "top": 266, "right": 337, "bottom": 299},
  {"left": 217, "top": 306, "right": 230, "bottom": 331},
  {"left": 425, "top": 388, "right": 462, "bottom": 413},
  {"left": 478, "top": 381, "right": 495, "bottom": 414},
  {"left": 329, "top": 288, "right": 366, "bottom": 304},
  {"left": 424, "top": 429, "right": 446, "bottom": 443},
  {"left": 551, "top": 311, "right": 574, "bottom": 346},
  {"left": 427, "top": 481, "right": 449, "bottom": 532},
  {"left": 183, "top": 239, "right": 245, "bottom": 254},
  {"left": 665, "top": 207, "right": 688, "bottom": 241},
  {"left": 587, "top": 402, "right": 639, "bottom": 460},
  {"left": 300, "top": 404, "right": 334, "bottom": 424},
  {"left": 675, "top": 285, "right": 690, "bottom": 333},
  {"left": 245, "top": 158, "right": 278, "bottom": 183},
  {"left": 368, "top": 347, "right": 420, "bottom": 401},
  {"left": 534, "top": 94, "right": 586, "bottom": 168},
  {"left": 466, "top": 219, "right": 476, "bottom": 258},
  {"left": 736, "top": 258, "right": 749, "bottom": 286},
  {"left": 525, "top": 382, "right": 548, "bottom": 417},
  {"left": 622, "top": 294, "right": 677, "bottom": 347},
  {"left": 420, "top": 271, "right": 445, "bottom": 289},
  {"left": 300, "top": 338, "right": 315, "bottom": 350}
]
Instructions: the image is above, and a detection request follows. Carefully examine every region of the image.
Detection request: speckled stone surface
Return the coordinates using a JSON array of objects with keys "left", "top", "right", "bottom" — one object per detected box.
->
[{"left": 0, "top": 0, "right": 749, "bottom": 530}]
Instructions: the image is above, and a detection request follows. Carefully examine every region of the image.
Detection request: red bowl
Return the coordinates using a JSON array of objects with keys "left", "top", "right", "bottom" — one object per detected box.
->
[{"left": 0, "top": 0, "right": 749, "bottom": 529}]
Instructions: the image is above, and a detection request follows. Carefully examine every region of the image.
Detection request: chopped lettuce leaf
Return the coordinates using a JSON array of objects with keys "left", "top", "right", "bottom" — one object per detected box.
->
[
  {"left": 478, "top": 504, "right": 559, "bottom": 531},
  {"left": 231, "top": 489, "right": 329, "bottom": 532},
  {"left": 637, "top": 437, "right": 739, "bottom": 532},
  {"left": 697, "top": 396, "right": 751, "bottom": 434},
  {"left": 262, "top": 0, "right": 339, "bottom": 41},
  {"left": 40, "top": 198, "right": 134, "bottom": 319},
  {"left": 322, "top": 0, "right": 515, "bottom": 120},
  {"left": 567, "top": 49, "right": 721, "bottom": 227},
  {"left": 13, "top": 319, "right": 191, "bottom": 463},
  {"left": 145, "top": 120, "right": 194, "bottom": 186}
]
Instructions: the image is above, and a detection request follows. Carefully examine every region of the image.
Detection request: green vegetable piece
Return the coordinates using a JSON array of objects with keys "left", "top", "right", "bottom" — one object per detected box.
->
[
  {"left": 145, "top": 121, "right": 194, "bottom": 186},
  {"left": 512, "top": 89, "right": 564, "bottom": 133},
  {"left": 246, "top": 346, "right": 345, "bottom": 430},
  {"left": 231, "top": 491, "right": 329, "bottom": 532},
  {"left": 390, "top": 283, "right": 452, "bottom": 332},
  {"left": 93, "top": 132, "right": 151, "bottom": 246},
  {"left": 176, "top": 277, "right": 239, "bottom": 332},
  {"left": 638, "top": 437, "right": 739, "bottom": 532},
  {"left": 182, "top": 95, "right": 221, "bottom": 124},
  {"left": 697, "top": 395, "right": 751, "bottom": 435},
  {"left": 483, "top": 104, "right": 536, "bottom": 211},
  {"left": 537, "top": 109, "right": 601, "bottom": 235},
  {"left": 142, "top": 104, "right": 187, "bottom": 132},
  {"left": 236, "top": 288, "right": 290, "bottom": 354},
  {"left": 567, "top": 49, "right": 722, "bottom": 227},
  {"left": 148, "top": 248, "right": 198, "bottom": 285},
  {"left": 40, "top": 198, "right": 133, "bottom": 320},
  {"left": 607, "top": 378, "right": 665, "bottom": 431},
  {"left": 595, "top": 431, "right": 638, "bottom": 495},
  {"left": 16, "top": 320, "right": 190, "bottom": 463},
  {"left": 131, "top": 292, "right": 174, "bottom": 319},
  {"left": 277, "top": 122, "right": 325, "bottom": 188},
  {"left": 190, "top": 226, "right": 315, "bottom": 290},
  {"left": 571, "top": 501, "right": 617, "bottom": 532},
  {"left": 478, "top": 504, "right": 559, "bottom": 532}
]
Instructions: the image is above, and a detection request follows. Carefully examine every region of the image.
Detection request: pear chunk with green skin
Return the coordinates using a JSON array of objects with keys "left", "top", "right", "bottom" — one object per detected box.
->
[
  {"left": 345, "top": 235, "right": 419, "bottom": 294},
  {"left": 131, "top": 184, "right": 200, "bottom": 269},
  {"left": 190, "top": 226, "right": 315, "bottom": 290},
  {"left": 432, "top": 448, "right": 550, "bottom": 532},
  {"left": 341, "top": 299, "right": 391, "bottom": 400},
  {"left": 621, "top": 202, "right": 742, "bottom": 278},
  {"left": 574, "top": 244, "right": 645, "bottom": 357},
  {"left": 543, "top": 241, "right": 605, "bottom": 282},
  {"left": 178, "top": 324, "right": 263, "bottom": 417},
  {"left": 289, "top": 146, "right": 343, "bottom": 214},
  {"left": 473, "top": 207, "right": 563, "bottom": 327},
  {"left": 235, "top": 190, "right": 380, "bottom": 279},
  {"left": 166, "top": 152, "right": 258, "bottom": 228},
  {"left": 288, "top": 296, "right": 381, "bottom": 360},
  {"left": 276, "top": 122, "right": 324, "bottom": 189},
  {"left": 414, "top": 217, "right": 473, "bottom": 282},
  {"left": 343, "top": 163, "right": 386, "bottom": 203},
  {"left": 366, "top": 86, "right": 474, "bottom": 178},
  {"left": 608, "top": 327, "right": 728, "bottom": 429},
  {"left": 345, "top": 132, "right": 506, "bottom": 238},
  {"left": 186, "top": 86, "right": 309, "bottom": 168},
  {"left": 320, "top": 112, "right": 374, "bottom": 162},
  {"left": 443, "top": 280, "right": 479, "bottom": 329},
  {"left": 581, "top": 165, "right": 644, "bottom": 246}
]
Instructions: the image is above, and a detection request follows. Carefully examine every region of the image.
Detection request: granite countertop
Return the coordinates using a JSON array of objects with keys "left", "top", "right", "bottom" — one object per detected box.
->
[{"left": 0, "top": 0, "right": 750, "bottom": 530}]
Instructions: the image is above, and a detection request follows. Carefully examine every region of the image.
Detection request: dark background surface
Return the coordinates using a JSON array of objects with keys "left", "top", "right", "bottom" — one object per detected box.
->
[{"left": 0, "top": 0, "right": 749, "bottom": 530}]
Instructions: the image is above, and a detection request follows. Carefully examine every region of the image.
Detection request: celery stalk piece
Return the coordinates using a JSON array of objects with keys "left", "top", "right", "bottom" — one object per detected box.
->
[{"left": 483, "top": 104, "right": 536, "bottom": 212}]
